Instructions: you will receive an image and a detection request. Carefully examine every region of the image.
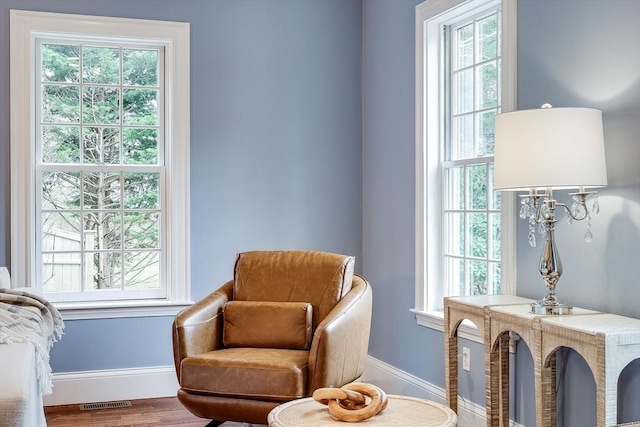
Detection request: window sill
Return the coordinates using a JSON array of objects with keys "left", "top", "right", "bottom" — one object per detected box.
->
[
  {"left": 55, "top": 300, "right": 193, "bottom": 320},
  {"left": 410, "top": 308, "right": 482, "bottom": 344}
]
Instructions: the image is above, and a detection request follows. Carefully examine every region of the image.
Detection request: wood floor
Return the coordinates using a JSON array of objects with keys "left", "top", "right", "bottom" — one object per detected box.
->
[{"left": 45, "top": 397, "right": 217, "bottom": 427}]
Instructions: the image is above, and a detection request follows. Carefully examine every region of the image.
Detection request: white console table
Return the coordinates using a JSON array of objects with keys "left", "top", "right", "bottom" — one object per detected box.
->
[{"left": 444, "top": 295, "right": 640, "bottom": 427}]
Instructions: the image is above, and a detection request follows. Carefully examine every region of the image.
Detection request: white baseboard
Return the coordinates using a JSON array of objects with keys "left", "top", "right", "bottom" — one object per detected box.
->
[
  {"left": 44, "top": 365, "right": 179, "bottom": 406},
  {"left": 360, "top": 355, "right": 525, "bottom": 427},
  {"left": 45, "top": 356, "right": 522, "bottom": 427}
]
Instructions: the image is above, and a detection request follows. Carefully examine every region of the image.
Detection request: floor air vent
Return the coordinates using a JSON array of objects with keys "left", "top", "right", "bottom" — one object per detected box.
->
[{"left": 79, "top": 400, "right": 132, "bottom": 411}]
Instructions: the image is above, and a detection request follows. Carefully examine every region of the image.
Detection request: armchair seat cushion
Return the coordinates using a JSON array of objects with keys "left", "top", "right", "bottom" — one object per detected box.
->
[{"left": 180, "top": 347, "right": 309, "bottom": 402}]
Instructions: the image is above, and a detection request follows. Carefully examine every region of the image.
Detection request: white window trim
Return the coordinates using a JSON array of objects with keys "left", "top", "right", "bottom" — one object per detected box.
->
[
  {"left": 412, "top": 0, "right": 517, "bottom": 343},
  {"left": 9, "top": 10, "right": 192, "bottom": 319}
]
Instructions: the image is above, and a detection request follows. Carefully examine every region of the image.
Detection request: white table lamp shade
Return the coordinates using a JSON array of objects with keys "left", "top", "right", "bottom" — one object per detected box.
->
[{"left": 494, "top": 107, "right": 607, "bottom": 191}]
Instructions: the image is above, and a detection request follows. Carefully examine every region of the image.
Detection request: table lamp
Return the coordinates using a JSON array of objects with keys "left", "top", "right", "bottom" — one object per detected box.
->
[{"left": 494, "top": 104, "right": 607, "bottom": 314}]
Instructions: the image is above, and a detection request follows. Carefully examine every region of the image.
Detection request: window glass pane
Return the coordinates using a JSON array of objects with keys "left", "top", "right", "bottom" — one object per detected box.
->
[
  {"left": 86, "top": 251, "right": 122, "bottom": 290},
  {"left": 124, "top": 251, "right": 160, "bottom": 289},
  {"left": 477, "top": 13, "right": 498, "bottom": 62},
  {"left": 83, "top": 172, "right": 121, "bottom": 210},
  {"left": 445, "top": 167, "right": 464, "bottom": 210},
  {"left": 43, "top": 255, "right": 82, "bottom": 293},
  {"left": 445, "top": 256, "right": 465, "bottom": 296},
  {"left": 124, "top": 212, "right": 159, "bottom": 249},
  {"left": 123, "top": 128, "right": 158, "bottom": 164},
  {"left": 83, "top": 86, "right": 120, "bottom": 124},
  {"left": 490, "top": 212, "right": 501, "bottom": 260},
  {"left": 42, "top": 212, "right": 82, "bottom": 251},
  {"left": 476, "top": 61, "right": 498, "bottom": 109},
  {"left": 123, "top": 88, "right": 158, "bottom": 125},
  {"left": 83, "top": 127, "right": 120, "bottom": 164},
  {"left": 470, "top": 260, "right": 488, "bottom": 295},
  {"left": 489, "top": 164, "right": 501, "bottom": 210},
  {"left": 469, "top": 213, "right": 488, "bottom": 258},
  {"left": 83, "top": 212, "right": 122, "bottom": 250},
  {"left": 456, "top": 23, "right": 473, "bottom": 69},
  {"left": 497, "top": 58, "right": 502, "bottom": 105},
  {"left": 42, "top": 44, "right": 80, "bottom": 83},
  {"left": 477, "top": 110, "right": 496, "bottom": 156},
  {"left": 42, "top": 126, "right": 80, "bottom": 163},
  {"left": 124, "top": 172, "right": 159, "bottom": 209},
  {"left": 42, "top": 85, "right": 80, "bottom": 123},
  {"left": 455, "top": 69, "right": 473, "bottom": 114},
  {"left": 82, "top": 46, "right": 120, "bottom": 84},
  {"left": 42, "top": 171, "right": 80, "bottom": 210},
  {"left": 493, "top": 191, "right": 501, "bottom": 211},
  {"left": 444, "top": 212, "right": 465, "bottom": 256},
  {"left": 452, "top": 114, "right": 473, "bottom": 160},
  {"left": 467, "top": 164, "right": 488, "bottom": 210},
  {"left": 491, "top": 262, "right": 501, "bottom": 294},
  {"left": 123, "top": 49, "right": 158, "bottom": 86}
]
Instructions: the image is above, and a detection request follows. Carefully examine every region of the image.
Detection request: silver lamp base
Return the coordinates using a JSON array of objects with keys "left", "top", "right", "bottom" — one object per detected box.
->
[{"left": 530, "top": 302, "right": 573, "bottom": 315}]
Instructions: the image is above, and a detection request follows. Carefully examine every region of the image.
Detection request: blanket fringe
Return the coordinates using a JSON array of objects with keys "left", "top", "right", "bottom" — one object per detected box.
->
[{"left": 0, "top": 288, "right": 65, "bottom": 395}]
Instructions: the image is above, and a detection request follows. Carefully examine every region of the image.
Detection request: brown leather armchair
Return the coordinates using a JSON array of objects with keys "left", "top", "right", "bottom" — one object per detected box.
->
[{"left": 172, "top": 250, "right": 373, "bottom": 426}]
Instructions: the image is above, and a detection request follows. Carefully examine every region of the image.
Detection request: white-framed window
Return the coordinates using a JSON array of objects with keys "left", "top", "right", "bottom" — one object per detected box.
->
[
  {"left": 412, "top": 0, "right": 517, "bottom": 341},
  {"left": 10, "top": 10, "right": 192, "bottom": 319}
]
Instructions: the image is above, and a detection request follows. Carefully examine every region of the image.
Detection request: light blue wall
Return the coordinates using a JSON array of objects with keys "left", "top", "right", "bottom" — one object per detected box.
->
[
  {"left": 362, "top": 0, "right": 639, "bottom": 425},
  {"left": 0, "top": 0, "right": 363, "bottom": 370}
]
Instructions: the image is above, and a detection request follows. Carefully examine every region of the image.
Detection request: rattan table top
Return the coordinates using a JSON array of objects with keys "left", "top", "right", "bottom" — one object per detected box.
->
[{"left": 267, "top": 395, "right": 456, "bottom": 427}]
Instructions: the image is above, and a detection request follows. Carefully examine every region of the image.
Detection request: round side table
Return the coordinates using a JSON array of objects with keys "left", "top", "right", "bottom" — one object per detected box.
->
[{"left": 268, "top": 394, "right": 457, "bottom": 427}]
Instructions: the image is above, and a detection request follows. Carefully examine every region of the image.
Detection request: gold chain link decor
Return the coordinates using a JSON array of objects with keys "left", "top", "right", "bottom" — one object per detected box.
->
[{"left": 312, "top": 382, "right": 388, "bottom": 422}]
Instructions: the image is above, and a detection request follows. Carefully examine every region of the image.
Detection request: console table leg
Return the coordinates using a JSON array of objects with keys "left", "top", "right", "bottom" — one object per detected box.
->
[
  {"left": 498, "top": 333, "right": 510, "bottom": 427},
  {"left": 535, "top": 350, "right": 557, "bottom": 427},
  {"left": 487, "top": 339, "right": 501, "bottom": 427},
  {"left": 597, "top": 342, "right": 610, "bottom": 427},
  {"left": 547, "top": 352, "right": 557, "bottom": 427},
  {"left": 445, "top": 332, "right": 458, "bottom": 413}
]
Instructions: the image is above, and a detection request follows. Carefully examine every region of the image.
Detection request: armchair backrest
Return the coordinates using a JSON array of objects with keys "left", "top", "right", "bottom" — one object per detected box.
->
[{"left": 233, "top": 250, "right": 355, "bottom": 330}]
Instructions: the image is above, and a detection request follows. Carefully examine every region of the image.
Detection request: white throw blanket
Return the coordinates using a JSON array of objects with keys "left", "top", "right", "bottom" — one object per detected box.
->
[{"left": 0, "top": 288, "right": 64, "bottom": 395}]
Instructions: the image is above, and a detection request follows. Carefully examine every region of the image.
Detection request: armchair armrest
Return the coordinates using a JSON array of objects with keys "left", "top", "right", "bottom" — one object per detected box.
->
[
  {"left": 307, "top": 275, "right": 372, "bottom": 394},
  {"left": 172, "top": 280, "right": 233, "bottom": 381}
]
